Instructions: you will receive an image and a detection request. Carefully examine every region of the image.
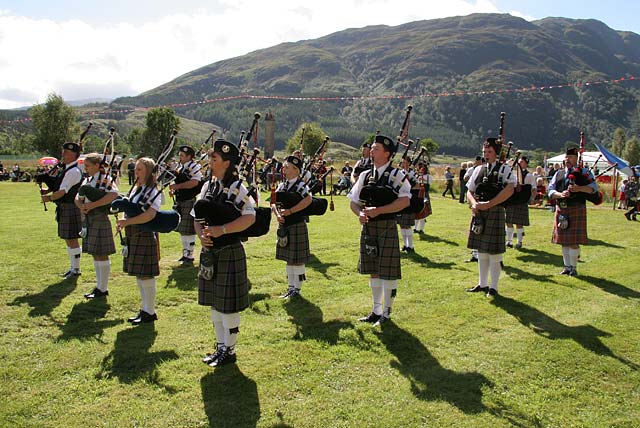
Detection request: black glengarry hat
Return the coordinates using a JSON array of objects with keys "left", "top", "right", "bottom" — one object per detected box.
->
[
  {"left": 285, "top": 155, "right": 303, "bottom": 171},
  {"left": 213, "top": 139, "right": 240, "bottom": 164},
  {"left": 374, "top": 135, "right": 397, "bottom": 154},
  {"left": 565, "top": 147, "right": 579, "bottom": 156},
  {"left": 62, "top": 142, "right": 81, "bottom": 154},
  {"left": 483, "top": 137, "right": 501, "bottom": 154},
  {"left": 179, "top": 145, "right": 195, "bottom": 157}
]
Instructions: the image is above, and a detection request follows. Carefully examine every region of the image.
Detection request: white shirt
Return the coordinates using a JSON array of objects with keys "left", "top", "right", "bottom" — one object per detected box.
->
[
  {"left": 130, "top": 185, "right": 162, "bottom": 212},
  {"left": 58, "top": 162, "right": 83, "bottom": 193},
  {"left": 192, "top": 178, "right": 256, "bottom": 217},
  {"left": 466, "top": 161, "right": 516, "bottom": 193},
  {"left": 348, "top": 161, "right": 412, "bottom": 204}
]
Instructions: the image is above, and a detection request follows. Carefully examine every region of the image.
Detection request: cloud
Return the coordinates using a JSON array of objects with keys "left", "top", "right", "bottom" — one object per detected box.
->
[{"left": 0, "top": 0, "right": 502, "bottom": 109}]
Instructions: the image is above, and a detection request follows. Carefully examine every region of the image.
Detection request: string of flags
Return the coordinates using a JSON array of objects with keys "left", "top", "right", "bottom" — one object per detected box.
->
[{"left": 1, "top": 75, "right": 638, "bottom": 125}]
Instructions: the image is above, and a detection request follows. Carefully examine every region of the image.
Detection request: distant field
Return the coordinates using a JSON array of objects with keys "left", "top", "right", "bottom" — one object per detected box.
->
[{"left": 0, "top": 182, "right": 638, "bottom": 427}]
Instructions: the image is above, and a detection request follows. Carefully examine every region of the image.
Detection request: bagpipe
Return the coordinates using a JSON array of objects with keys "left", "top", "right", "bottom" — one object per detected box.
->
[
  {"left": 36, "top": 122, "right": 94, "bottom": 211},
  {"left": 78, "top": 127, "right": 117, "bottom": 214},
  {"left": 295, "top": 133, "right": 335, "bottom": 210},
  {"left": 566, "top": 132, "right": 604, "bottom": 205},
  {"left": 193, "top": 113, "right": 271, "bottom": 242},
  {"left": 473, "top": 112, "right": 513, "bottom": 203},
  {"left": 110, "top": 130, "right": 181, "bottom": 233}
]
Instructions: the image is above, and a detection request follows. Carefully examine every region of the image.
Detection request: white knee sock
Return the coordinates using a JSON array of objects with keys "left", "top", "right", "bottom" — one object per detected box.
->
[
  {"left": 562, "top": 246, "right": 571, "bottom": 267},
  {"left": 137, "top": 278, "right": 156, "bottom": 315},
  {"left": 516, "top": 228, "right": 524, "bottom": 244},
  {"left": 370, "top": 277, "right": 383, "bottom": 315},
  {"left": 210, "top": 308, "right": 226, "bottom": 350},
  {"left": 68, "top": 247, "right": 82, "bottom": 271},
  {"left": 405, "top": 229, "right": 413, "bottom": 248},
  {"left": 569, "top": 247, "right": 580, "bottom": 268},
  {"left": 293, "top": 265, "right": 306, "bottom": 290},
  {"left": 285, "top": 265, "right": 295, "bottom": 290},
  {"left": 221, "top": 312, "right": 240, "bottom": 354},
  {"left": 489, "top": 254, "right": 502, "bottom": 290},
  {"left": 382, "top": 279, "right": 398, "bottom": 318},
  {"left": 415, "top": 219, "right": 425, "bottom": 231},
  {"left": 478, "top": 253, "right": 490, "bottom": 288},
  {"left": 506, "top": 227, "right": 514, "bottom": 244},
  {"left": 94, "top": 260, "right": 110, "bottom": 292},
  {"left": 472, "top": 249, "right": 479, "bottom": 259},
  {"left": 181, "top": 235, "right": 196, "bottom": 258}
]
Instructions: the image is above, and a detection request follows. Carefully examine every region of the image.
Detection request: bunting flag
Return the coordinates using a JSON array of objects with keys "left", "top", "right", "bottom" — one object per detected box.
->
[
  {"left": 1, "top": 75, "right": 639, "bottom": 125},
  {"left": 594, "top": 142, "right": 633, "bottom": 177}
]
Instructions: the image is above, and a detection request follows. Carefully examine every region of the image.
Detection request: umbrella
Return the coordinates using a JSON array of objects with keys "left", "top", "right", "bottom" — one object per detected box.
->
[{"left": 38, "top": 156, "right": 58, "bottom": 166}]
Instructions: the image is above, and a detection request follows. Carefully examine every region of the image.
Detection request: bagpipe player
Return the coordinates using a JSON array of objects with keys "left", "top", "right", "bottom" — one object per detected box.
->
[
  {"left": 40, "top": 141, "right": 84, "bottom": 279},
  {"left": 348, "top": 135, "right": 411, "bottom": 326}
]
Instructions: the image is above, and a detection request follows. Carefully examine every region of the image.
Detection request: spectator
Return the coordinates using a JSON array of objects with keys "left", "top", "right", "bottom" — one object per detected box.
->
[{"left": 442, "top": 166, "right": 456, "bottom": 199}]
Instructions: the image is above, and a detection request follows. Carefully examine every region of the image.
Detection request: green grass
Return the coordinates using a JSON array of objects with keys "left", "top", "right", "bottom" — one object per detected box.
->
[{"left": 1, "top": 182, "right": 639, "bottom": 427}]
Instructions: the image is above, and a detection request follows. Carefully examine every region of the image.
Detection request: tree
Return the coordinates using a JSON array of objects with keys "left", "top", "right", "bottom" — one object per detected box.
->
[
  {"left": 126, "top": 128, "right": 144, "bottom": 157},
  {"left": 418, "top": 137, "right": 440, "bottom": 163},
  {"left": 624, "top": 136, "right": 640, "bottom": 167},
  {"left": 611, "top": 128, "right": 626, "bottom": 156},
  {"left": 285, "top": 123, "right": 328, "bottom": 158},
  {"left": 139, "top": 108, "right": 180, "bottom": 158},
  {"left": 29, "top": 93, "right": 77, "bottom": 156}
]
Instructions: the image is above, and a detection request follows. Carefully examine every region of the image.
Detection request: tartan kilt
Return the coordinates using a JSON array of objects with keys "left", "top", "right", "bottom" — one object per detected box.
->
[
  {"left": 358, "top": 218, "right": 401, "bottom": 280},
  {"left": 552, "top": 203, "right": 588, "bottom": 245},
  {"left": 275, "top": 221, "right": 310, "bottom": 264},
  {"left": 82, "top": 211, "right": 116, "bottom": 256},
  {"left": 123, "top": 225, "right": 159, "bottom": 277},
  {"left": 505, "top": 203, "right": 530, "bottom": 226},
  {"left": 396, "top": 212, "right": 415, "bottom": 228},
  {"left": 467, "top": 206, "right": 506, "bottom": 254},
  {"left": 175, "top": 199, "right": 196, "bottom": 235},
  {"left": 56, "top": 203, "right": 82, "bottom": 240},
  {"left": 198, "top": 242, "right": 250, "bottom": 313}
]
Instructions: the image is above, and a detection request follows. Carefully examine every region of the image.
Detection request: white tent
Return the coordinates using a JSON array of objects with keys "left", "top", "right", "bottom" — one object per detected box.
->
[{"left": 545, "top": 151, "right": 629, "bottom": 176}]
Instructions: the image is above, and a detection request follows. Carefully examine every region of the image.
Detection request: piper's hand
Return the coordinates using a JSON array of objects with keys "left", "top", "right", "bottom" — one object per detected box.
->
[
  {"left": 81, "top": 202, "right": 94, "bottom": 215},
  {"left": 204, "top": 225, "right": 224, "bottom": 238},
  {"left": 560, "top": 190, "right": 571, "bottom": 198},
  {"left": 277, "top": 213, "right": 286, "bottom": 225},
  {"left": 470, "top": 202, "right": 478, "bottom": 215},
  {"left": 476, "top": 201, "right": 491, "bottom": 211},
  {"left": 363, "top": 206, "right": 379, "bottom": 219},
  {"left": 358, "top": 210, "right": 369, "bottom": 225},
  {"left": 168, "top": 186, "right": 176, "bottom": 196},
  {"left": 199, "top": 232, "right": 213, "bottom": 246},
  {"left": 116, "top": 218, "right": 128, "bottom": 233},
  {"left": 40, "top": 188, "right": 49, "bottom": 195}
]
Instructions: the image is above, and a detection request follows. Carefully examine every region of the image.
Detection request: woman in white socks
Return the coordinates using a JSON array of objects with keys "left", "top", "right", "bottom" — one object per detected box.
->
[
  {"left": 273, "top": 155, "right": 312, "bottom": 298},
  {"left": 116, "top": 157, "right": 161, "bottom": 325},
  {"left": 196, "top": 140, "right": 256, "bottom": 368},
  {"left": 75, "top": 153, "right": 118, "bottom": 299}
]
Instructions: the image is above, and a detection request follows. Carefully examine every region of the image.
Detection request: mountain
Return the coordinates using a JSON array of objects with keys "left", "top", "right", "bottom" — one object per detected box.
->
[{"left": 7, "top": 13, "right": 640, "bottom": 156}]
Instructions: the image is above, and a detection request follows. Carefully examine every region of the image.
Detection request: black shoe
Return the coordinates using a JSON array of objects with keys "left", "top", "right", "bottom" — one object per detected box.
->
[
  {"left": 130, "top": 310, "right": 157, "bottom": 325},
  {"left": 280, "top": 288, "right": 294, "bottom": 298},
  {"left": 418, "top": 230, "right": 424, "bottom": 235},
  {"left": 413, "top": 229, "right": 419, "bottom": 233},
  {"left": 373, "top": 316, "right": 390, "bottom": 326},
  {"left": 283, "top": 289, "right": 300, "bottom": 299},
  {"left": 515, "top": 242, "right": 522, "bottom": 249},
  {"left": 127, "top": 310, "right": 143, "bottom": 322},
  {"left": 486, "top": 288, "right": 498, "bottom": 297},
  {"left": 61, "top": 269, "right": 81, "bottom": 279},
  {"left": 181, "top": 258, "right": 194, "bottom": 267},
  {"left": 466, "top": 285, "right": 489, "bottom": 293},
  {"left": 506, "top": 242, "right": 513, "bottom": 248},
  {"left": 569, "top": 267, "right": 578, "bottom": 277},
  {"left": 405, "top": 247, "right": 415, "bottom": 253},
  {"left": 400, "top": 246, "right": 408, "bottom": 252},
  {"left": 84, "top": 288, "right": 108, "bottom": 299},
  {"left": 465, "top": 257, "right": 478, "bottom": 263},
  {"left": 358, "top": 312, "right": 382, "bottom": 323},
  {"left": 559, "top": 266, "right": 571, "bottom": 275},
  {"left": 625, "top": 213, "right": 632, "bottom": 221},
  {"left": 178, "top": 255, "right": 187, "bottom": 262},
  {"left": 209, "top": 350, "right": 237, "bottom": 367},
  {"left": 202, "top": 348, "right": 226, "bottom": 365}
]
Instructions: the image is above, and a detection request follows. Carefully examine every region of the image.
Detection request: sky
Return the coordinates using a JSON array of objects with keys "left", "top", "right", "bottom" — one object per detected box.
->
[{"left": 1, "top": 0, "right": 639, "bottom": 110}]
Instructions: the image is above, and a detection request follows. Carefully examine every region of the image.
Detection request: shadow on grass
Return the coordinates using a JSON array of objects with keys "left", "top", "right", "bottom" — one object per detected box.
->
[
  {"left": 502, "top": 264, "right": 558, "bottom": 284},
  {"left": 201, "top": 365, "right": 260, "bottom": 428},
  {"left": 56, "top": 298, "right": 121, "bottom": 342},
  {"left": 576, "top": 274, "right": 640, "bottom": 299},
  {"left": 587, "top": 238, "right": 624, "bottom": 249},
  {"left": 165, "top": 264, "right": 198, "bottom": 290},
  {"left": 417, "top": 232, "right": 460, "bottom": 247},
  {"left": 248, "top": 292, "right": 271, "bottom": 315},
  {"left": 403, "top": 251, "right": 456, "bottom": 270},
  {"left": 97, "top": 324, "right": 179, "bottom": 392},
  {"left": 375, "top": 322, "right": 492, "bottom": 414},
  {"left": 492, "top": 295, "right": 639, "bottom": 370},
  {"left": 307, "top": 254, "right": 340, "bottom": 279},
  {"left": 283, "top": 295, "right": 353, "bottom": 345},
  {"left": 9, "top": 277, "right": 79, "bottom": 317},
  {"left": 515, "top": 247, "right": 563, "bottom": 266}
]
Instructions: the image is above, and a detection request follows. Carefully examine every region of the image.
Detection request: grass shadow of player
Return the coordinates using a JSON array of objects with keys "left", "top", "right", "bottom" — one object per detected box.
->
[
  {"left": 56, "top": 298, "right": 122, "bottom": 342},
  {"left": 9, "top": 277, "right": 79, "bottom": 318},
  {"left": 403, "top": 251, "right": 455, "bottom": 270},
  {"left": 491, "top": 295, "right": 639, "bottom": 371},
  {"left": 576, "top": 274, "right": 640, "bottom": 300},
  {"left": 587, "top": 238, "right": 624, "bottom": 249},
  {"left": 374, "top": 321, "right": 492, "bottom": 414},
  {"left": 417, "top": 232, "right": 460, "bottom": 247},
  {"left": 307, "top": 253, "right": 340, "bottom": 279},
  {"left": 283, "top": 295, "right": 353, "bottom": 345},
  {"left": 165, "top": 263, "right": 199, "bottom": 290},
  {"left": 201, "top": 365, "right": 260, "bottom": 428},
  {"left": 501, "top": 264, "right": 558, "bottom": 284},
  {"left": 248, "top": 291, "right": 271, "bottom": 315},
  {"left": 96, "top": 324, "right": 179, "bottom": 392},
  {"left": 514, "top": 247, "right": 563, "bottom": 266}
]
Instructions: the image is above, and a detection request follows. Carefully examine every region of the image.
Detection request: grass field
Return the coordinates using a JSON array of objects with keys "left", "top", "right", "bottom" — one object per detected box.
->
[{"left": 1, "top": 181, "right": 638, "bottom": 428}]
